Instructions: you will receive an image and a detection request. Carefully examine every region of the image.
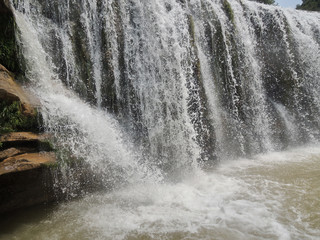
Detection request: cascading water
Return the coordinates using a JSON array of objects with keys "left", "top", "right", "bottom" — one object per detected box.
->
[
  {"left": 12, "top": 2, "right": 162, "bottom": 189},
  {"left": 1, "top": 0, "right": 320, "bottom": 239},
  {"left": 10, "top": 0, "right": 320, "bottom": 167}
]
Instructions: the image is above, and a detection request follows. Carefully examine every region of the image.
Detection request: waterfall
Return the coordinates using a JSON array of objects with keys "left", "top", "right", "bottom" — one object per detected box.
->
[{"left": 9, "top": 0, "right": 320, "bottom": 181}]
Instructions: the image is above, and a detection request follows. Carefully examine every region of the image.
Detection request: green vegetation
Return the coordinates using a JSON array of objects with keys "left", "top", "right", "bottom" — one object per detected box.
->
[
  {"left": 296, "top": 0, "right": 320, "bottom": 11},
  {"left": 43, "top": 161, "right": 59, "bottom": 169},
  {"left": 0, "top": 101, "right": 38, "bottom": 134},
  {"left": 223, "top": 0, "right": 235, "bottom": 24},
  {"left": 250, "top": 0, "right": 275, "bottom": 4},
  {"left": 0, "top": 11, "right": 20, "bottom": 73}
]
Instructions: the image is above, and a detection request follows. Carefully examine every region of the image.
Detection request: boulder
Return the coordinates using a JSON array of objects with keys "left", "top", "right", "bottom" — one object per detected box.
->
[
  {"left": 0, "top": 65, "right": 36, "bottom": 116},
  {"left": 0, "top": 151, "right": 56, "bottom": 214},
  {"left": 0, "top": 152, "right": 56, "bottom": 175},
  {"left": 0, "top": 164, "right": 55, "bottom": 214},
  {"left": 0, "top": 131, "right": 56, "bottom": 213}
]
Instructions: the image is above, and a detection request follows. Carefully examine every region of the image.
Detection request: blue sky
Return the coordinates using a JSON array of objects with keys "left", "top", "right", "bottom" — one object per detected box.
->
[{"left": 276, "top": 0, "right": 302, "bottom": 8}]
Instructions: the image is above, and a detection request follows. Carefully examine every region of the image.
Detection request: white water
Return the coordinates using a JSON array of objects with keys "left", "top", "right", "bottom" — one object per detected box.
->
[
  {"left": 10, "top": 0, "right": 320, "bottom": 166},
  {"left": 13, "top": 9, "right": 162, "bottom": 186},
  {"left": 3, "top": 0, "right": 320, "bottom": 239},
  {"left": 1, "top": 146, "right": 320, "bottom": 239}
]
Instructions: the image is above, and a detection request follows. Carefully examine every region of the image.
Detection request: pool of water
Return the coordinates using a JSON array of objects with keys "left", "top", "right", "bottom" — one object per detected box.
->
[{"left": 1, "top": 146, "right": 319, "bottom": 240}]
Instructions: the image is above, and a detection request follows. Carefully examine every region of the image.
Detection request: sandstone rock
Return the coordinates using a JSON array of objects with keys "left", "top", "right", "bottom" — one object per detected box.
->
[
  {"left": 0, "top": 148, "right": 22, "bottom": 162},
  {"left": 0, "top": 163, "right": 55, "bottom": 214},
  {"left": 0, "top": 132, "right": 47, "bottom": 143},
  {"left": 0, "top": 64, "right": 36, "bottom": 116},
  {"left": 0, "top": 147, "right": 36, "bottom": 162},
  {"left": 0, "top": 152, "right": 56, "bottom": 175},
  {"left": 0, "top": 133, "right": 56, "bottom": 213}
]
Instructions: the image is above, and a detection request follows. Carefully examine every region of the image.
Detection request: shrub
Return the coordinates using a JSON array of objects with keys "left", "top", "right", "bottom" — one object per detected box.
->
[{"left": 0, "top": 101, "right": 38, "bottom": 134}]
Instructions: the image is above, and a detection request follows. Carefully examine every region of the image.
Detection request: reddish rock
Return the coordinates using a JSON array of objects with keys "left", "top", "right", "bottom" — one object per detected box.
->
[
  {"left": 0, "top": 59, "right": 56, "bottom": 213},
  {"left": 0, "top": 64, "right": 36, "bottom": 116},
  {"left": 0, "top": 61, "right": 57, "bottom": 213},
  {"left": 0, "top": 147, "right": 35, "bottom": 162},
  {"left": 0, "top": 131, "right": 56, "bottom": 214},
  {"left": 0, "top": 132, "right": 47, "bottom": 143},
  {"left": 0, "top": 152, "right": 56, "bottom": 175}
]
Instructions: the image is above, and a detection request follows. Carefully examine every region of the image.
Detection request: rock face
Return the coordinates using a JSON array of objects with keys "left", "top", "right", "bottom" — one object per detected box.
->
[
  {"left": 0, "top": 0, "right": 10, "bottom": 13},
  {"left": 0, "top": 132, "right": 56, "bottom": 214},
  {"left": 0, "top": 166, "right": 54, "bottom": 214},
  {"left": 0, "top": 65, "right": 56, "bottom": 214},
  {"left": 0, "top": 0, "right": 20, "bottom": 73},
  {"left": 0, "top": 65, "right": 36, "bottom": 116},
  {"left": 0, "top": 134, "right": 56, "bottom": 214},
  {"left": 0, "top": 132, "right": 46, "bottom": 143},
  {"left": 0, "top": 152, "right": 56, "bottom": 175},
  {"left": 0, "top": 147, "right": 31, "bottom": 162}
]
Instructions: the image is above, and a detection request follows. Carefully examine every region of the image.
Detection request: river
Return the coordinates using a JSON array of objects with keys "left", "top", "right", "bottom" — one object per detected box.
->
[{"left": 1, "top": 145, "right": 319, "bottom": 240}]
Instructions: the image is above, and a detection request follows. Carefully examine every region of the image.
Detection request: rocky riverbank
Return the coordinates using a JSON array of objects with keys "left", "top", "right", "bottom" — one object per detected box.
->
[
  {"left": 0, "top": 64, "right": 104, "bottom": 214},
  {"left": 0, "top": 0, "right": 58, "bottom": 213},
  {"left": 0, "top": 64, "right": 57, "bottom": 214}
]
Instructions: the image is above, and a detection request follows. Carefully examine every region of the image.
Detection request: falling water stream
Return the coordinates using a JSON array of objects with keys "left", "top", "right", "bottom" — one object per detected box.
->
[{"left": 0, "top": 0, "right": 320, "bottom": 239}]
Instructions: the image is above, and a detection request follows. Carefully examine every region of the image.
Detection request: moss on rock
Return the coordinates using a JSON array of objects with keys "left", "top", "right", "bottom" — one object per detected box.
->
[
  {"left": 0, "top": 2, "right": 20, "bottom": 73},
  {"left": 223, "top": 0, "right": 235, "bottom": 25},
  {"left": 0, "top": 101, "right": 39, "bottom": 134}
]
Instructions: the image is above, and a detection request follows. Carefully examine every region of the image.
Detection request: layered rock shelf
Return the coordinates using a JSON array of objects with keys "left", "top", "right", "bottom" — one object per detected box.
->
[
  {"left": 0, "top": 64, "right": 56, "bottom": 214},
  {"left": 0, "top": 133, "right": 56, "bottom": 214},
  {"left": 0, "top": 132, "right": 56, "bottom": 175}
]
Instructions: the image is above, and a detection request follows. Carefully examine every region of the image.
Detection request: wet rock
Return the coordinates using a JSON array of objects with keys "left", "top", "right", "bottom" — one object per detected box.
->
[
  {"left": 0, "top": 61, "right": 57, "bottom": 214},
  {"left": 0, "top": 132, "right": 53, "bottom": 151},
  {"left": 0, "top": 132, "right": 46, "bottom": 143},
  {"left": 0, "top": 166, "right": 54, "bottom": 214},
  {"left": 0, "top": 147, "right": 35, "bottom": 162},
  {"left": 0, "top": 152, "right": 56, "bottom": 175},
  {"left": 0, "top": 147, "right": 57, "bottom": 214},
  {"left": 0, "top": 152, "right": 56, "bottom": 214},
  {"left": 0, "top": 65, "right": 36, "bottom": 116},
  {"left": 0, "top": 0, "right": 10, "bottom": 13}
]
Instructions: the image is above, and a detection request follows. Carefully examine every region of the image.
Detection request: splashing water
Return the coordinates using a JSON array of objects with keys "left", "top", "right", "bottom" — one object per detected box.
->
[
  {"left": 11, "top": 0, "right": 320, "bottom": 172},
  {"left": 1, "top": 145, "right": 320, "bottom": 239},
  {"left": 2, "top": 0, "right": 320, "bottom": 238},
  {"left": 13, "top": 8, "right": 162, "bottom": 186}
]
